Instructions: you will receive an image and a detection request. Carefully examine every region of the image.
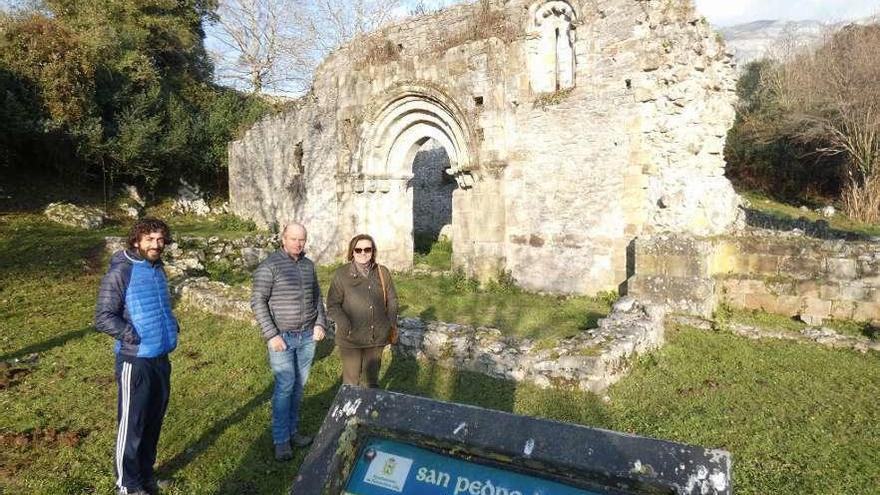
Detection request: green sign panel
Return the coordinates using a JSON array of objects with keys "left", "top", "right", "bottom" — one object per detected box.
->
[{"left": 343, "top": 437, "right": 605, "bottom": 495}]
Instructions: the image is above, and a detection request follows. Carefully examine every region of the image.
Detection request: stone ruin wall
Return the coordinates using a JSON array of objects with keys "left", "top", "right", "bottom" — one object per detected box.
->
[
  {"left": 629, "top": 233, "right": 880, "bottom": 325},
  {"left": 228, "top": 0, "right": 740, "bottom": 295}
]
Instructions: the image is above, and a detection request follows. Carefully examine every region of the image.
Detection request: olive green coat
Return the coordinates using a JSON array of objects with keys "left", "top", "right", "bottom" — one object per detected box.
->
[{"left": 327, "top": 263, "right": 398, "bottom": 348}]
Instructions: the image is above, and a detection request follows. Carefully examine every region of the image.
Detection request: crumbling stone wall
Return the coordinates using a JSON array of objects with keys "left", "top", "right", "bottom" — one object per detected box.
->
[
  {"left": 628, "top": 233, "right": 880, "bottom": 324},
  {"left": 228, "top": 0, "right": 739, "bottom": 294}
]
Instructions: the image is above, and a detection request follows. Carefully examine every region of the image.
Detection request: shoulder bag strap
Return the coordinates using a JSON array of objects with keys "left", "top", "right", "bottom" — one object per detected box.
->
[{"left": 377, "top": 264, "right": 388, "bottom": 310}]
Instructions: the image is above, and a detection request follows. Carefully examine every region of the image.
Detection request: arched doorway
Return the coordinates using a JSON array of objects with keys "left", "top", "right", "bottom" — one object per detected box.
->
[
  {"left": 411, "top": 138, "right": 455, "bottom": 262},
  {"left": 352, "top": 87, "right": 473, "bottom": 270}
]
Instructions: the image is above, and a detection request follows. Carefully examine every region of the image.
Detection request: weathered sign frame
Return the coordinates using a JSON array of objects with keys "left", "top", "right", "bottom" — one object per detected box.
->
[{"left": 292, "top": 385, "right": 731, "bottom": 494}]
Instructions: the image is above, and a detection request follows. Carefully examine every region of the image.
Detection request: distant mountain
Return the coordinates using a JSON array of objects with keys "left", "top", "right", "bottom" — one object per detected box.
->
[{"left": 718, "top": 16, "right": 877, "bottom": 68}]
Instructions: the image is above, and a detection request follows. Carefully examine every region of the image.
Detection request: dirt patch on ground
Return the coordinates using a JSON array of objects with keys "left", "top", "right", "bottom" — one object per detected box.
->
[
  {"left": 0, "top": 427, "right": 87, "bottom": 449},
  {"left": 86, "top": 372, "right": 115, "bottom": 387},
  {"left": 0, "top": 427, "right": 89, "bottom": 479},
  {"left": 0, "top": 361, "right": 33, "bottom": 390}
]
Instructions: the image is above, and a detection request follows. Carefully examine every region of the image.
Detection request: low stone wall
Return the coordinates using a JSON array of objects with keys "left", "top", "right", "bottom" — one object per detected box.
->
[
  {"left": 396, "top": 297, "right": 665, "bottom": 393},
  {"left": 629, "top": 230, "right": 880, "bottom": 325},
  {"left": 105, "top": 234, "right": 277, "bottom": 279},
  {"left": 173, "top": 276, "right": 665, "bottom": 394}
]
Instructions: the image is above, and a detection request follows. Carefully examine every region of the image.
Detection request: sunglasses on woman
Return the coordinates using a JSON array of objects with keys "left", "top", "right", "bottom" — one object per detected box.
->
[{"left": 354, "top": 247, "right": 373, "bottom": 254}]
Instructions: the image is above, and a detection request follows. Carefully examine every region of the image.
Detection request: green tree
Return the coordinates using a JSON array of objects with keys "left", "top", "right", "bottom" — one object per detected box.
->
[{"left": 0, "top": 0, "right": 268, "bottom": 195}]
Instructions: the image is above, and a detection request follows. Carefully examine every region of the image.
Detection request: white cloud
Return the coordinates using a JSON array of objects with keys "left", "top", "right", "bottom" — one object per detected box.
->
[{"left": 694, "top": 0, "right": 879, "bottom": 26}]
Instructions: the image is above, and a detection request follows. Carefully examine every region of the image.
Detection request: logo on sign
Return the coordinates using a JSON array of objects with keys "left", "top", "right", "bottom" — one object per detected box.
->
[{"left": 364, "top": 451, "right": 413, "bottom": 492}]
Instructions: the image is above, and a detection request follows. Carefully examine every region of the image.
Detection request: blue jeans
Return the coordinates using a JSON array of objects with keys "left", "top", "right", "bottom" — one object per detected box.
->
[{"left": 267, "top": 328, "right": 316, "bottom": 445}]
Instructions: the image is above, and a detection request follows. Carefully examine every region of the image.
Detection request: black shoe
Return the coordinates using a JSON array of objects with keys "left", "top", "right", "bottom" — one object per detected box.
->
[
  {"left": 275, "top": 442, "right": 293, "bottom": 461},
  {"left": 292, "top": 433, "right": 313, "bottom": 448},
  {"left": 144, "top": 479, "right": 171, "bottom": 495}
]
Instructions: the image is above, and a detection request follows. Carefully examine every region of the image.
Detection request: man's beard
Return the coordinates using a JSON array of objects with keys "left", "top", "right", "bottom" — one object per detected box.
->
[{"left": 140, "top": 248, "right": 162, "bottom": 261}]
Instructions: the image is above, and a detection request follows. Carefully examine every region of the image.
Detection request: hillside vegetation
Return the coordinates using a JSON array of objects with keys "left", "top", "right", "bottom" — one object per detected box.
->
[{"left": 726, "top": 23, "right": 880, "bottom": 223}]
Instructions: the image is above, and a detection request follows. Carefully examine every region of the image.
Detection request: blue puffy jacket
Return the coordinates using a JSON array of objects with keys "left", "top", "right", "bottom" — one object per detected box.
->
[{"left": 95, "top": 249, "right": 179, "bottom": 358}]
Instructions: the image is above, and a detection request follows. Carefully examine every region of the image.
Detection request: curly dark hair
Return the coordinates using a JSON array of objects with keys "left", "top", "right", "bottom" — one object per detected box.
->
[
  {"left": 346, "top": 234, "right": 376, "bottom": 263},
  {"left": 127, "top": 217, "right": 172, "bottom": 248}
]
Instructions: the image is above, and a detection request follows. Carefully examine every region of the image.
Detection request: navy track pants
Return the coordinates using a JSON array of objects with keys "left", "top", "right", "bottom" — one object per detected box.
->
[{"left": 114, "top": 355, "right": 171, "bottom": 493}]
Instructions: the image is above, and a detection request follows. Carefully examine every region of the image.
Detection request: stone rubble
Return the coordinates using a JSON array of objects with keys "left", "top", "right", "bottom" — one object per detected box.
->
[
  {"left": 104, "top": 233, "right": 277, "bottom": 279},
  {"left": 172, "top": 179, "right": 211, "bottom": 216},
  {"left": 728, "top": 322, "right": 880, "bottom": 353},
  {"left": 44, "top": 202, "right": 105, "bottom": 230}
]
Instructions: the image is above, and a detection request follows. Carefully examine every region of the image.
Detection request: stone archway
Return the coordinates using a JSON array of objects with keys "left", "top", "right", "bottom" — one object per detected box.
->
[{"left": 352, "top": 86, "right": 474, "bottom": 270}]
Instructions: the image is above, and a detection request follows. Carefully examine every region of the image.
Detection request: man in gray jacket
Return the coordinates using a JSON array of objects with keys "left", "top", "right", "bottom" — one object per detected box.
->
[{"left": 251, "top": 222, "right": 327, "bottom": 461}]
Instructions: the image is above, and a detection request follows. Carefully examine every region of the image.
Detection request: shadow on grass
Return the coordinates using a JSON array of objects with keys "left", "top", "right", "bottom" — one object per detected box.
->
[
  {"left": 382, "top": 352, "right": 517, "bottom": 417},
  {"left": 0, "top": 326, "right": 93, "bottom": 362},
  {"left": 0, "top": 218, "right": 114, "bottom": 276},
  {"left": 158, "top": 383, "right": 273, "bottom": 478},
  {"left": 213, "top": 375, "right": 344, "bottom": 495},
  {"left": 159, "top": 339, "right": 338, "bottom": 484}
]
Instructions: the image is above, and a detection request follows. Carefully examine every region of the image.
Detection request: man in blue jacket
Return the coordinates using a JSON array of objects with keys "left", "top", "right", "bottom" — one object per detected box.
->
[{"left": 96, "top": 218, "right": 178, "bottom": 495}]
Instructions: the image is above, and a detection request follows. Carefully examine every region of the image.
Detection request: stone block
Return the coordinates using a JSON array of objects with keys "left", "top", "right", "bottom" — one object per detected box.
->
[
  {"left": 829, "top": 300, "right": 856, "bottom": 320},
  {"left": 796, "top": 280, "right": 821, "bottom": 298},
  {"left": 801, "top": 298, "right": 832, "bottom": 320},
  {"left": 719, "top": 288, "right": 746, "bottom": 309},
  {"left": 818, "top": 284, "right": 842, "bottom": 301},
  {"left": 775, "top": 295, "right": 804, "bottom": 316},
  {"left": 852, "top": 302, "right": 880, "bottom": 323},
  {"left": 744, "top": 293, "right": 779, "bottom": 313},
  {"left": 746, "top": 254, "right": 780, "bottom": 275},
  {"left": 826, "top": 258, "right": 859, "bottom": 280},
  {"left": 839, "top": 282, "right": 868, "bottom": 302},
  {"left": 778, "top": 255, "right": 823, "bottom": 279},
  {"left": 665, "top": 255, "right": 701, "bottom": 277}
]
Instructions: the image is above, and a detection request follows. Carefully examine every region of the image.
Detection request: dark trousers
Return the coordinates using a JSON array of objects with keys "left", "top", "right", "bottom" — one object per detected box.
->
[
  {"left": 114, "top": 355, "right": 171, "bottom": 492},
  {"left": 339, "top": 346, "right": 383, "bottom": 387}
]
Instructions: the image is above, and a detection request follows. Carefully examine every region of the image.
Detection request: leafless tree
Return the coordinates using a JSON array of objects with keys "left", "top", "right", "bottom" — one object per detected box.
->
[
  {"left": 773, "top": 23, "right": 880, "bottom": 221},
  {"left": 210, "top": 0, "right": 402, "bottom": 95}
]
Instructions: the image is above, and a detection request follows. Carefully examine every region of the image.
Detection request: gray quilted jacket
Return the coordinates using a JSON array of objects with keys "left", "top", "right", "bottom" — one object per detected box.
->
[{"left": 250, "top": 250, "right": 327, "bottom": 341}]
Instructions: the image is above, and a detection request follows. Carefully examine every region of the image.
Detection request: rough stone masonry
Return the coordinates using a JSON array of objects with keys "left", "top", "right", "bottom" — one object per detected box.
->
[{"left": 228, "top": 0, "right": 740, "bottom": 295}]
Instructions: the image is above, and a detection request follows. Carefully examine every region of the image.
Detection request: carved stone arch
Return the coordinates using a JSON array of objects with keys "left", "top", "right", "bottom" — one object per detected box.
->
[
  {"left": 356, "top": 82, "right": 476, "bottom": 188},
  {"left": 526, "top": 0, "right": 578, "bottom": 93},
  {"left": 347, "top": 83, "right": 478, "bottom": 270}
]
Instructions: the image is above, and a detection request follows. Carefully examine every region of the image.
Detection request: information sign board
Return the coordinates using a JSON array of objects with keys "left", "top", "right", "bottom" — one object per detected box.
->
[
  {"left": 292, "top": 386, "right": 731, "bottom": 495},
  {"left": 343, "top": 437, "right": 605, "bottom": 495}
]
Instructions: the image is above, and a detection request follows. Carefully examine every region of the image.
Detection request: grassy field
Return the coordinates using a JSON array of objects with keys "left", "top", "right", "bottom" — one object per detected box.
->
[{"left": 2, "top": 213, "right": 880, "bottom": 494}]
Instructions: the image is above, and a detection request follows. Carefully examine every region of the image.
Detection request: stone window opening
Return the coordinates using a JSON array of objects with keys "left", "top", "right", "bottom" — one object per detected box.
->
[
  {"left": 528, "top": 1, "right": 577, "bottom": 94},
  {"left": 287, "top": 142, "right": 305, "bottom": 194}
]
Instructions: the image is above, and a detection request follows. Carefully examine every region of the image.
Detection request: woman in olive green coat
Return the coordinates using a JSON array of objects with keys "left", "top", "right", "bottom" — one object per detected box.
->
[{"left": 326, "top": 234, "right": 398, "bottom": 387}]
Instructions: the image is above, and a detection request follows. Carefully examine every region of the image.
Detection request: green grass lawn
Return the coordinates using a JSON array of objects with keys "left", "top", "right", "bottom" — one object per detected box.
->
[
  {"left": 2, "top": 212, "right": 880, "bottom": 494},
  {"left": 741, "top": 190, "right": 880, "bottom": 237}
]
